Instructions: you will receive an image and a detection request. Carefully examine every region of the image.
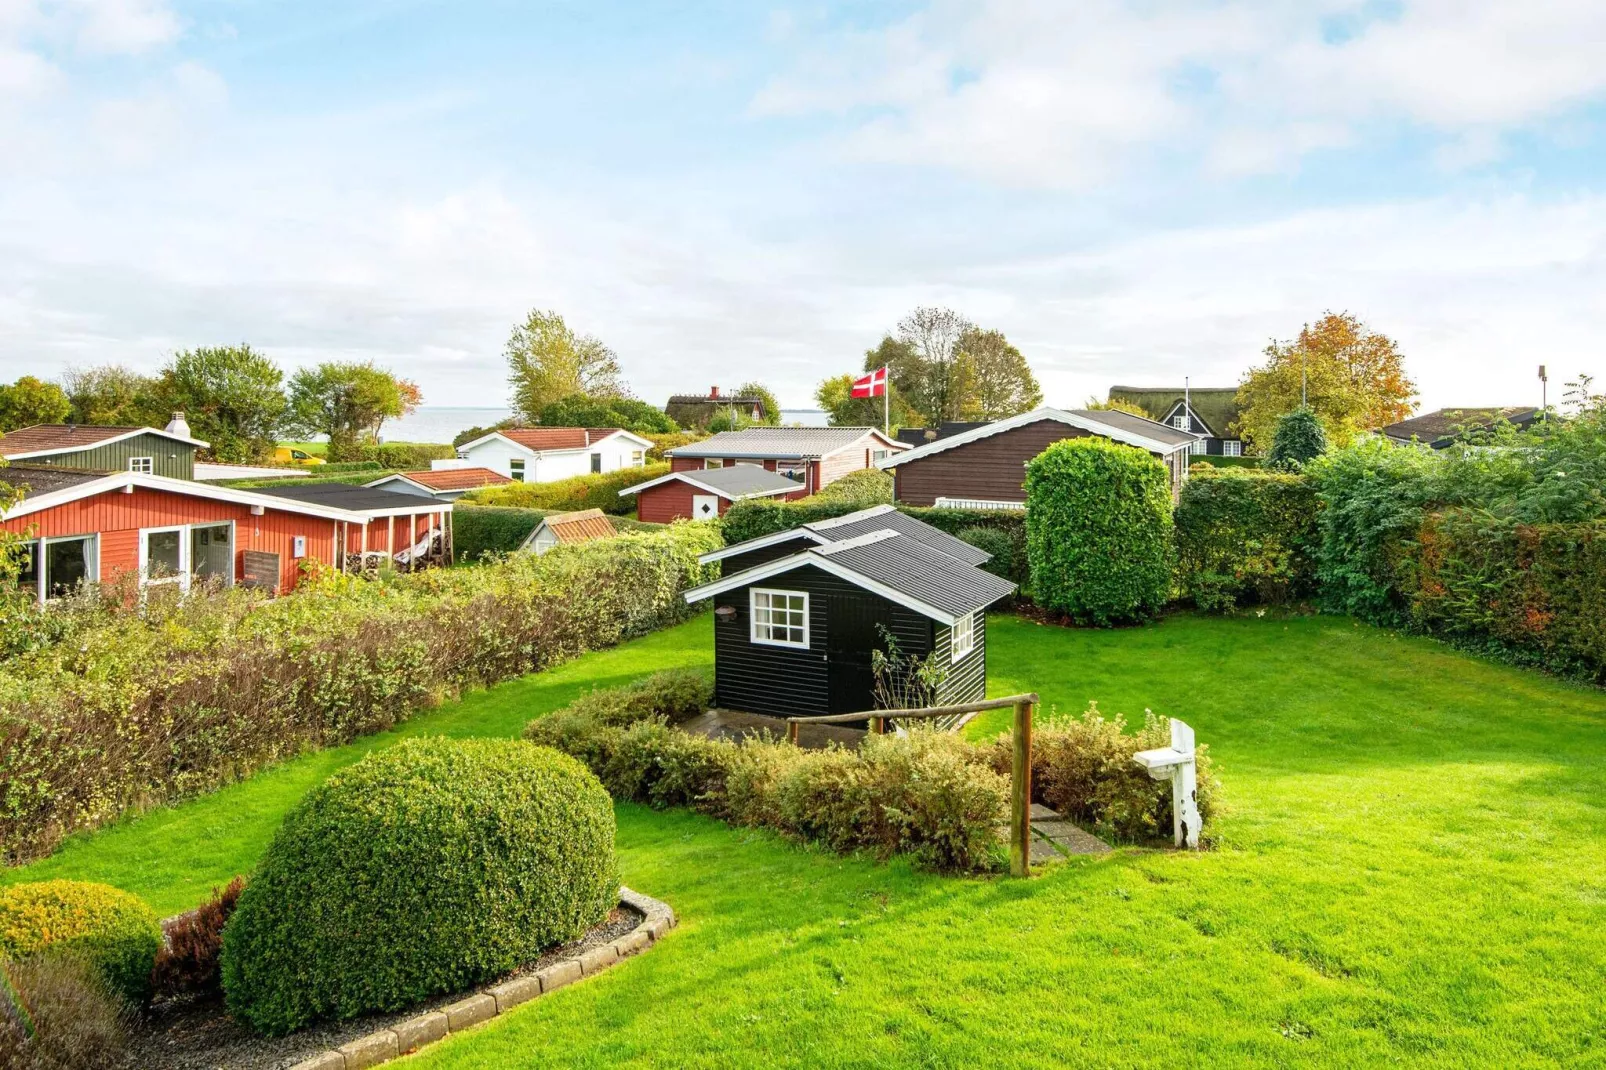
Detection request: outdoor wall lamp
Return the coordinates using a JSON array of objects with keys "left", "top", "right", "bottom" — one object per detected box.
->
[{"left": 714, "top": 605, "right": 737, "bottom": 622}]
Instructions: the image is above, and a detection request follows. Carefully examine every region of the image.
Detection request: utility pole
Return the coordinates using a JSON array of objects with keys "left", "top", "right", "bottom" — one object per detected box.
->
[
  {"left": 1539, "top": 364, "right": 1548, "bottom": 420},
  {"left": 1301, "top": 352, "right": 1307, "bottom": 408}
]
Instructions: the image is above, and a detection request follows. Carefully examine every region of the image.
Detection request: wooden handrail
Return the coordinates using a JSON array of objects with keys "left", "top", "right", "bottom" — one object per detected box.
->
[{"left": 783, "top": 693, "right": 1039, "bottom": 727}]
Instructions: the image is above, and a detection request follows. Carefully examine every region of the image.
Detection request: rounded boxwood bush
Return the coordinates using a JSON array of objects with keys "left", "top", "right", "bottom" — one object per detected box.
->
[
  {"left": 220, "top": 737, "right": 617, "bottom": 1035},
  {"left": 0, "top": 880, "right": 161, "bottom": 1004},
  {"left": 1025, "top": 437, "right": 1174, "bottom": 625}
]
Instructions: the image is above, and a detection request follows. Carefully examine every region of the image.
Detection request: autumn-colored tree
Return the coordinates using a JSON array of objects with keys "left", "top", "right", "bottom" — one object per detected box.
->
[
  {"left": 1084, "top": 395, "right": 1150, "bottom": 417},
  {"left": 1234, "top": 312, "right": 1416, "bottom": 451},
  {"left": 956, "top": 328, "right": 1041, "bottom": 420}
]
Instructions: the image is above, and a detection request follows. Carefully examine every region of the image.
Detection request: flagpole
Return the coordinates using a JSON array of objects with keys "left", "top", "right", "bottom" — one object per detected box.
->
[{"left": 883, "top": 369, "right": 889, "bottom": 437}]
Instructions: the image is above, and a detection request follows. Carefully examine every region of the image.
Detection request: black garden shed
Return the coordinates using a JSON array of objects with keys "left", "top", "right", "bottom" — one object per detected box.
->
[{"left": 683, "top": 508, "right": 1016, "bottom": 718}]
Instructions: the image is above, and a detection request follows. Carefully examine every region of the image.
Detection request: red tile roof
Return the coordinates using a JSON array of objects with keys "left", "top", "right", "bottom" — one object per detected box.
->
[
  {"left": 401, "top": 467, "right": 512, "bottom": 491},
  {"left": 495, "top": 428, "right": 625, "bottom": 451},
  {"left": 540, "top": 508, "right": 618, "bottom": 544},
  {"left": 0, "top": 425, "right": 143, "bottom": 457}
]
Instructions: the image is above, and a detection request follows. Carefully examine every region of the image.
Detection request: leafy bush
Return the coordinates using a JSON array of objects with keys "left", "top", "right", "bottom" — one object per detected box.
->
[
  {"left": 452, "top": 504, "right": 549, "bottom": 561},
  {"left": 333, "top": 442, "right": 457, "bottom": 468},
  {"left": 1174, "top": 468, "right": 1320, "bottom": 610},
  {"left": 1025, "top": 438, "right": 1173, "bottom": 625},
  {"left": 1265, "top": 406, "right": 1328, "bottom": 471},
  {"left": 466, "top": 462, "right": 669, "bottom": 515},
  {"left": 221, "top": 737, "right": 617, "bottom": 1035},
  {"left": 0, "top": 954, "right": 131, "bottom": 1069},
  {"left": 0, "top": 880, "right": 161, "bottom": 1003},
  {"left": 640, "top": 431, "right": 706, "bottom": 461},
  {"left": 1189, "top": 455, "right": 1261, "bottom": 469},
  {"left": 150, "top": 877, "right": 245, "bottom": 1000},
  {"left": 540, "top": 394, "right": 679, "bottom": 434},
  {"left": 991, "top": 705, "right": 1219, "bottom": 842},
  {"left": 1, "top": 523, "right": 721, "bottom": 864},
  {"left": 958, "top": 526, "right": 1016, "bottom": 583},
  {"left": 803, "top": 467, "right": 892, "bottom": 506}
]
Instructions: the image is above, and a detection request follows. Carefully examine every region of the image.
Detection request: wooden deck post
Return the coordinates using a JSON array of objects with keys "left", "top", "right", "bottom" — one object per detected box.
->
[
  {"left": 786, "top": 720, "right": 799, "bottom": 746},
  {"left": 1010, "top": 697, "right": 1034, "bottom": 878},
  {"left": 869, "top": 715, "right": 885, "bottom": 735}
]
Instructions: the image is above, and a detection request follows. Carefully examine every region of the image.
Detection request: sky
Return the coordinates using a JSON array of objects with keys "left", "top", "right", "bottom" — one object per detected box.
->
[{"left": 2, "top": 0, "right": 1604, "bottom": 413}]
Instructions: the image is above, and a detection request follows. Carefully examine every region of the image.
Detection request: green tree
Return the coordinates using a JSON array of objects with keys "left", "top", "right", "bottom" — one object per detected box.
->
[
  {"left": 1025, "top": 438, "right": 1173, "bottom": 626},
  {"left": 956, "top": 328, "right": 1041, "bottom": 420},
  {"left": 735, "top": 381, "right": 782, "bottom": 426},
  {"left": 1265, "top": 406, "right": 1328, "bottom": 470},
  {"left": 505, "top": 310, "right": 626, "bottom": 421},
  {"left": 889, "top": 307, "right": 973, "bottom": 424},
  {"left": 0, "top": 376, "right": 71, "bottom": 432},
  {"left": 287, "top": 361, "right": 414, "bottom": 459},
  {"left": 815, "top": 371, "right": 919, "bottom": 429},
  {"left": 61, "top": 364, "right": 161, "bottom": 426},
  {"left": 539, "top": 394, "right": 677, "bottom": 434},
  {"left": 1234, "top": 312, "right": 1416, "bottom": 452},
  {"left": 151, "top": 346, "right": 287, "bottom": 462}
]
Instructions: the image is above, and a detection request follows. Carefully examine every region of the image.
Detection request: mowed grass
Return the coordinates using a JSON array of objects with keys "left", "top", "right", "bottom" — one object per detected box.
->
[{"left": 9, "top": 613, "right": 1606, "bottom": 1067}]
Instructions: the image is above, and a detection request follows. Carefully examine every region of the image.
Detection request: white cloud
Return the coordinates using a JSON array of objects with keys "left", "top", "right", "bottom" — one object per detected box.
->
[{"left": 63, "top": 0, "right": 179, "bottom": 55}]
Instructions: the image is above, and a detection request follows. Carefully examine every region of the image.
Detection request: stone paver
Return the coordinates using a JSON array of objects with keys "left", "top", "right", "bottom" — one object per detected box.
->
[{"left": 1034, "top": 819, "right": 1112, "bottom": 856}]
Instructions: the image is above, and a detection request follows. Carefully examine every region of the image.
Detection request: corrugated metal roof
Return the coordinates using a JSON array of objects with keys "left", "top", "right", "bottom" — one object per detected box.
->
[
  {"left": 666, "top": 427, "right": 891, "bottom": 459},
  {"left": 681, "top": 465, "right": 806, "bottom": 496},
  {"left": 806, "top": 505, "right": 991, "bottom": 566},
  {"left": 0, "top": 464, "right": 110, "bottom": 496},
  {"left": 392, "top": 467, "right": 511, "bottom": 491},
  {"left": 815, "top": 531, "right": 1016, "bottom": 617},
  {"left": 255, "top": 483, "right": 448, "bottom": 514},
  {"left": 541, "top": 508, "right": 618, "bottom": 543},
  {"left": 1064, "top": 409, "right": 1199, "bottom": 447}
]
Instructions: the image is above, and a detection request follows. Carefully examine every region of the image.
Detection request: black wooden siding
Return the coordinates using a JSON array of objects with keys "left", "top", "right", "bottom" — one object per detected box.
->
[
  {"left": 713, "top": 564, "right": 933, "bottom": 717},
  {"left": 717, "top": 533, "right": 815, "bottom": 576},
  {"left": 932, "top": 612, "right": 988, "bottom": 706}
]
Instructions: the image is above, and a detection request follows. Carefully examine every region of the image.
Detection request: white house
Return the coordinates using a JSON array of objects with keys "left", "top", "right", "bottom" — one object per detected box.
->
[{"left": 441, "top": 427, "right": 653, "bottom": 483}]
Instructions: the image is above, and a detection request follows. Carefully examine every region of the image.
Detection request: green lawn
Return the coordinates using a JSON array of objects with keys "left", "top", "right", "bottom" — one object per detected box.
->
[{"left": 9, "top": 613, "right": 1606, "bottom": 1067}]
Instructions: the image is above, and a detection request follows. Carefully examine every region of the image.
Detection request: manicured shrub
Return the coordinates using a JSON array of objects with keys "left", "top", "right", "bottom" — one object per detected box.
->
[
  {"left": 150, "top": 877, "right": 246, "bottom": 1000},
  {"left": 0, "top": 954, "right": 131, "bottom": 1069},
  {"left": 452, "top": 504, "right": 548, "bottom": 561},
  {"left": 1264, "top": 406, "right": 1328, "bottom": 470},
  {"left": 0, "top": 880, "right": 161, "bottom": 1003},
  {"left": 803, "top": 467, "right": 893, "bottom": 506},
  {"left": 1174, "top": 468, "right": 1320, "bottom": 610},
  {"left": 989, "top": 705, "right": 1220, "bottom": 842},
  {"left": 1025, "top": 438, "right": 1173, "bottom": 625},
  {"left": 958, "top": 525, "right": 1016, "bottom": 583},
  {"left": 1, "top": 523, "right": 720, "bottom": 865},
  {"left": 466, "top": 463, "right": 670, "bottom": 515},
  {"left": 221, "top": 737, "right": 617, "bottom": 1035}
]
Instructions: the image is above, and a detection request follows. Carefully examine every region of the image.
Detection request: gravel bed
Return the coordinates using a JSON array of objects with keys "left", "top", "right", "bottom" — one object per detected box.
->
[{"left": 121, "top": 905, "right": 643, "bottom": 1070}]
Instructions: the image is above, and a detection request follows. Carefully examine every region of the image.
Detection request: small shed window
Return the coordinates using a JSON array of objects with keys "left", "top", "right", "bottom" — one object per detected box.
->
[
  {"left": 129, "top": 457, "right": 154, "bottom": 473},
  {"left": 509, "top": 458, "right": 525, "bottom": 482},
  {"left": 590, "top": 452, "right": 603, "bottom": 473},
  {"left": 751, "top": 588, "right": 809, "bottom": 648},
  {"left": 951, "top": 610, "right": 977, "bottom": 662},
  {"left": 630, "top": 450, "right": 645, "bottom": 467},
  {"left": 704, "top": 458, "right": 724, "bottom": 469},
  {"left": 1171, "top": 414, "right": 1189, "bottom": 430}
]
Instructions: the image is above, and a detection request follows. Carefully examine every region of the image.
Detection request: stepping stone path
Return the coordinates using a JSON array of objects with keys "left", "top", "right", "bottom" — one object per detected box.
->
[{"left": 1028, "top": 803, "right": 1111, "bottom": 862}]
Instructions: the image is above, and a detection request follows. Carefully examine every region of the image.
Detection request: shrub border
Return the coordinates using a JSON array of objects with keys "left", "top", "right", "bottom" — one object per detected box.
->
[{"left": 271, "top": 887, "right": 675, "bottom": 1070}]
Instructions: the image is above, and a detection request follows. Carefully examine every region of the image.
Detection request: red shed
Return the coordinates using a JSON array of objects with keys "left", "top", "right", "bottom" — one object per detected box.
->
[{"left": 618, "top": 465, "right": 806, "bottom": 523}]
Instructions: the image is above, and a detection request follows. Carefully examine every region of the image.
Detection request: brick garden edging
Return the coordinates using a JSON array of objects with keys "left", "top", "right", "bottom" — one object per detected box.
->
[{"left": 285, "top": 887, "right": 676, "bottom": 1070}]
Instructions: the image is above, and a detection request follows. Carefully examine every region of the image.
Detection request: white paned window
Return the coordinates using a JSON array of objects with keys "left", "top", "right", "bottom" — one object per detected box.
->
[
  {"left": 751, "top": 588, "right": 809, "bottom": 648},
  {"left": 129, "top": 457, "right": 154, "bottom": 473},
  {"left": 509, "top": 458, "right": 525, "bottom": 482},
  {"left": 1189, "top": 439, "right": 1206, "bottom": 455},
  {"left": 871, "top": 448, "right": 890, "bottom": 463},
  {"left": 951, "top": 610, "right": 977, "bottom": 662},
  {"left": 1224, "top": 440, "right": 1242, "bottom": 457},
  {"left": 1171, "top": 414, "right": 1189, "bottom": 430},
  {"left": 630, "top": 450, "right": 645, "bottom": 467}
]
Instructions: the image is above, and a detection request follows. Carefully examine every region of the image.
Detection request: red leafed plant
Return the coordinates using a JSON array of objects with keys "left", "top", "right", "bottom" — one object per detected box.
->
[{"left": 150, "top": 877, "right": 246, "bottom": 1000}]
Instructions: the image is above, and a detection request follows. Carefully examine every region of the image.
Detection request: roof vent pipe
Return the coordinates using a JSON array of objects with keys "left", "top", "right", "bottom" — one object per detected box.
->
[{"left": 166, "top": 411, "right": 192, "bottom": 438}]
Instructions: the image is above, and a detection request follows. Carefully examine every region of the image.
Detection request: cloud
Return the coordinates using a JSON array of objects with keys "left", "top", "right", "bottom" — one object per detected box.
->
[
  {"left": 63, "top": 0, "right": 179, "bottom": 55},
  {"left": 751, "top": 0, "right": 1606, "bottom": 185}
]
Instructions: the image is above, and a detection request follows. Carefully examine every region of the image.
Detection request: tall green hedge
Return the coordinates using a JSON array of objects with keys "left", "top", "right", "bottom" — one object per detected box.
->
[
  {"left": 0, "top": 523, "right": 721, "bottom": 864},
  {"left": 465, "top": 463, "right": 669, "bottom": 515},
  {"left": 1174, "top": 468, "right": 1320, "bottom": 610},
  {"left": 721, "top": 499, "right": 1030, "bottom": 589},
  {"left": 1025, "top": 438, "right": 1172, "bottom": 625},
  {"left": 222, "top": 738, "right": 616, "bottom": 1034},
  {"left": 453, "top": 505, "right": 548, "bottom": 561}
]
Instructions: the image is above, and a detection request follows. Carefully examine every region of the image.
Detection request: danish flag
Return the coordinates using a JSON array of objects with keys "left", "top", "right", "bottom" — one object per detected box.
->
[{"left": 850, "top": 366, "right": 888, "bottom": 398}]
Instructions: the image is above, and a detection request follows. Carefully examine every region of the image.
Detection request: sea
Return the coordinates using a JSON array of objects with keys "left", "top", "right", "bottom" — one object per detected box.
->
[{"left": 380, "top": 406, "right": 830, "bottom": 444}]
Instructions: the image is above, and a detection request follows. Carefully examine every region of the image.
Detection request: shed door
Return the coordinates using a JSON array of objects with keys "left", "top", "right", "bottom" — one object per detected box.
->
[
  {"left": 825, "top": 595, "right": 893, "bottom": 714},
  {"left": 691, "top": 494, "right": 721, "bottom": 520}
]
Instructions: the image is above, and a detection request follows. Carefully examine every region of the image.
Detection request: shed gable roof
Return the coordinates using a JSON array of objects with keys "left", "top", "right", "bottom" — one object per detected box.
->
[
  {"left": 876, "top": 407, "right": 1196, "bottom": 469},
  {"left": 368, "top": 467, "right": 511, "bottom": 493},
  {"left": 666, "top": 427, "right": 904, "bottom": 460},
  {"left": 528, "top": 508, "right": 618, "bottom": 547},
  {"left": 618, "top": 464, "right": 804, "bottom": 501},
  {"left": 698, "top": 504, "right": 991, "bottom": 567},
  {"left": 1379, "top": 407, "right": 1540, "bottom": 444},
  {"left": 0, "top": 423, "right": 209, "bottom": 458}
]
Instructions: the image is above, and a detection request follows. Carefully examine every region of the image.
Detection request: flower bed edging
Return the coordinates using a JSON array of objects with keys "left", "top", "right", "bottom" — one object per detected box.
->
[{"left": 285, "top": 887, "right": 676, "bottom": 1070}]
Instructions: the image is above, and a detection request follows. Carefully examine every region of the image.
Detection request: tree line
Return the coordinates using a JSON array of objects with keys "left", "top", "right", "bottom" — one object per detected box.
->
[{"left": 0, "top": 349, "right": 419, "bottom": 463}]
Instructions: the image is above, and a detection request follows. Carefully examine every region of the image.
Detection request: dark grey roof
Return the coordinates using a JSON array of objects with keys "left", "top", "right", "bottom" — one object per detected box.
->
[
  {"left": 814, "top": 531, "right": 1016, "bottom": 617},
  {"left": 0, "top": 464, "right": 111, "bottom": 496},
  {"left": 666, "top": 427, "right": 888, "bottom": 459},
  {"left": 1065, "top": 408, "right": 1199, "bottom": 447},
  {"left": 1380, "top": 407, "right": 1542, "bottom": 447},
  {"left": 253, "top": 483, "right": 449, "bottom": 514},
  {"left": 805, "top": 505, "right": 991, "bottom": 566},
  {"left": 679, "top": 465, "right": 805, "bottom": 497}
]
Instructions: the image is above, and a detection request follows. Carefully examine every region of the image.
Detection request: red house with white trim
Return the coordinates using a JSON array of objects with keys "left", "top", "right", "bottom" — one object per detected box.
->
[
  {"left": 662, "top": 427, "right": 906, "bottom": 497},
  {"left": 618, "top": 464, "right": 807, "bottom": 523},
  {"left": 2, "top": 465, "right": 452, "bottom": 603}
]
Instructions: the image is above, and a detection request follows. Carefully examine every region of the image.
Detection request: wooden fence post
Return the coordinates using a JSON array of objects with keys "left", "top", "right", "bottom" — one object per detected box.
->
[
  {"left": 787, "top": 720, "right": 799, "bottom": 746},
  {"left": 1010, "top": 697, "right": 1033, "bottom": 878}
]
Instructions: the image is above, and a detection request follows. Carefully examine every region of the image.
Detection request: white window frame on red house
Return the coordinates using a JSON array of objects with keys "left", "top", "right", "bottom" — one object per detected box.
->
[
  {"left": 19, "top": 533, "right": 100, "bottom": 604},
  {"left": 138, "top": 521, "right": 236, "bottom": 595}
]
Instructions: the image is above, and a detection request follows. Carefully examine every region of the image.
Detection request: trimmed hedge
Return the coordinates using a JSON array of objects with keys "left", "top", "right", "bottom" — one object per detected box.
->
[
  {"left": 802, "top": 467, "right": 893, "bottom": 506},
  {"left": 222, "top": 738, "right": 617, "bottom": 1035},
  {"left": 452, "top": 505, "right": 667, "bottom": 562},
  {"left": 0, "top": 880, "right": 161, "bottom": 1003},
  {"left": 465, "top": 463, "right": 670, "bottom": 515},
  {"left": 1174, "top": 468, "right": 1320, "bottom": 610},
  {"left": 1025, "top": 438, "right": 1172, "bottom": 625},
  {"left": 1190, "top": 455, "right": 1261, "bottom": 470},
  {"left": 0, "top": 523, "right": 721, "bottom": 864},
  {"left": 722, "top": 499, "right": 1030, "bottom": 590}
]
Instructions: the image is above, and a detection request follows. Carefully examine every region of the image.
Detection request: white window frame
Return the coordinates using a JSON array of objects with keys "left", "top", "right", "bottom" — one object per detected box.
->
[
  {"left": 590, "top": 452, "right": 603, "bottom": 474},
  {"left": 128, "top": 456, "right": 154, "bottom": 474},
  {"left": 871, "top": 448, "right": 890, "bottom": 463},
  {"left": 951, "top": 610, "right": 977, "bottom": 662},
  {"left": 508, "top": 458, "right": 526, "bottom": 482},
  {"left": 1171, "top": 413, "right": 1189, "bottom": 431},
  {"left": 630, "top": 450, "right": 645, "bottom": 467},
  {"left": 704, "top": 458, "right": 724, "bottom": 469},
  {"left": 1223, "top": 440, "right": 1242, "bottom": 457},
  {"left": 23, "top": 534, "right": 100, "bottom": 604},
  {"left": 1189, "top": 439, "right": 1207, "bottom": 455},
  {"left": 138, "top": 521, "right": 236, "bottom": 594},
  {"left": 750, "top": 587, "right": 810, "bottom": 649}
]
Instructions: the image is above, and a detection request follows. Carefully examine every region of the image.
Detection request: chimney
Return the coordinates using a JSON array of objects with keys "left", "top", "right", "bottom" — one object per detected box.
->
[
  {"left": 710, "top": 385, "right": 720, "bottom": 398},
  {"left": 166, "top": 411, "right": 192, "bottom": 439}
]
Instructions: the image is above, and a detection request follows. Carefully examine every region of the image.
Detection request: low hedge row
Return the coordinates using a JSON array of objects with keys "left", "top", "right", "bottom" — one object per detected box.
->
[
  {"left": 465, "top": 463, "right": 669, "bottom": 515},
  {"left": 452, "top": 505, "right": 666, "bottom": 562},
  {"left": 525, "top": 672, "right": 1219, "bottom": 871},
  {"left": 0, "top": 523, "right": 721, "bottom": 863},
  {"left": 1174, "top": 467, "right": 1320, "bottom": 610}
]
